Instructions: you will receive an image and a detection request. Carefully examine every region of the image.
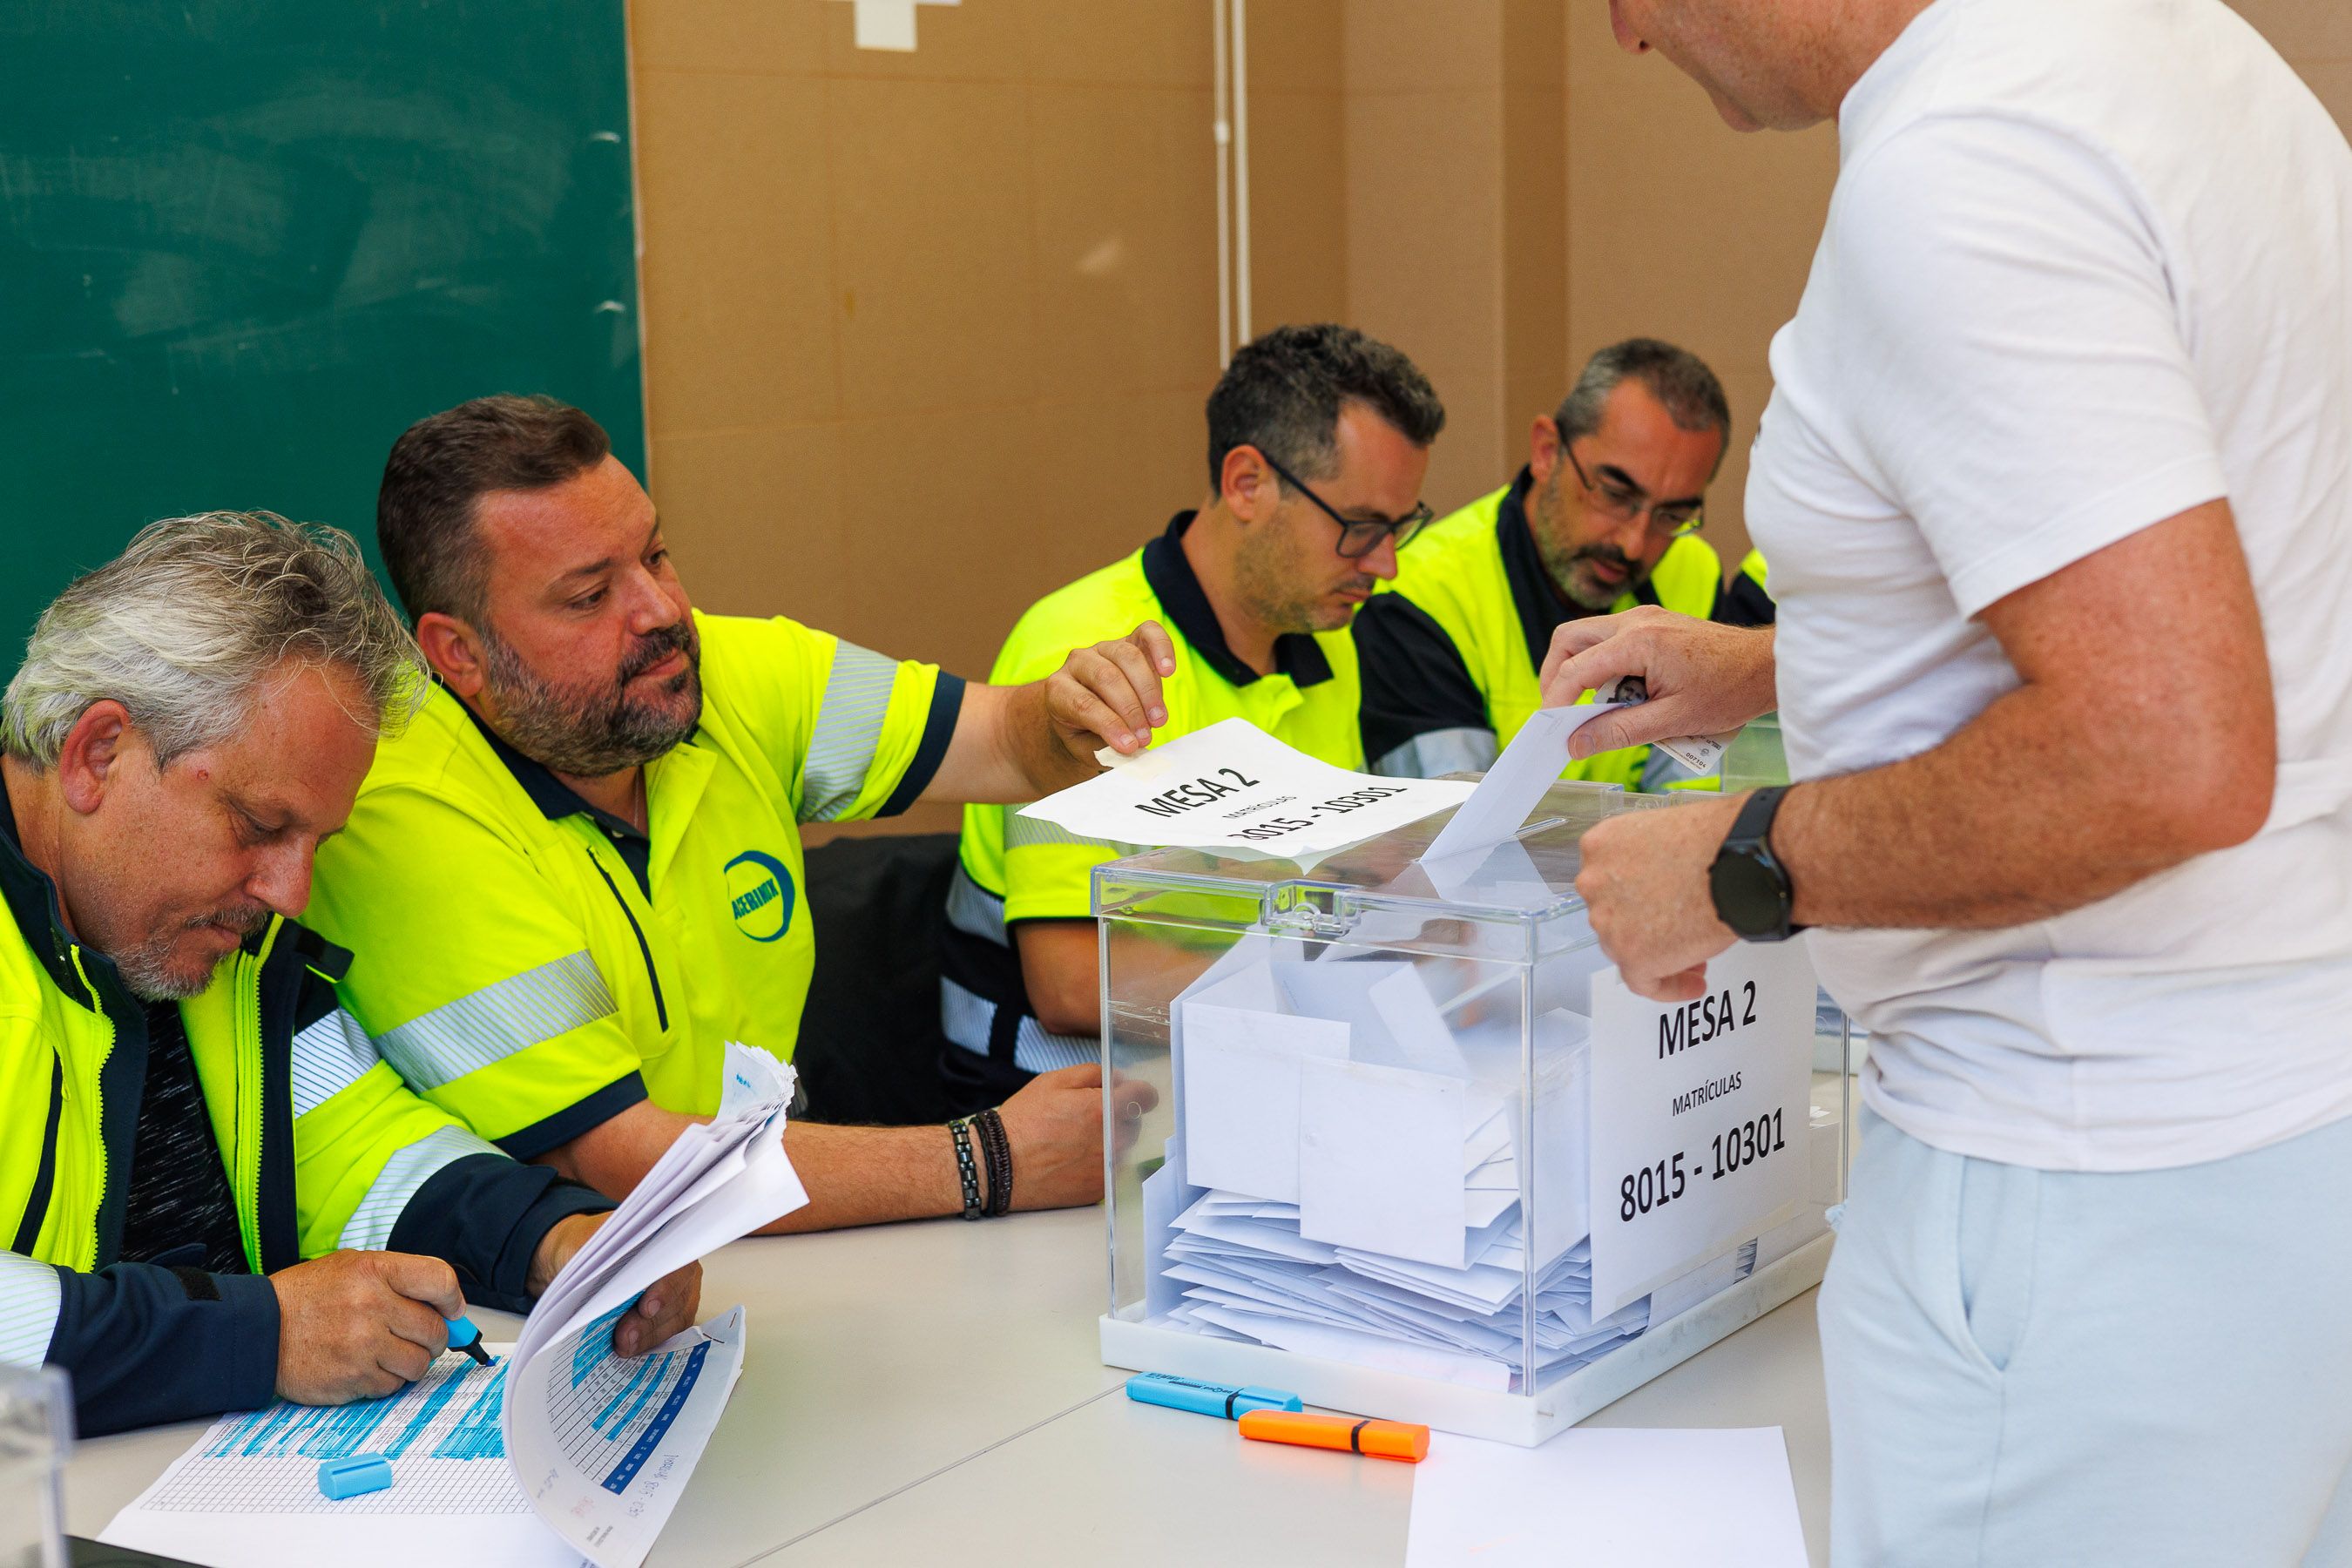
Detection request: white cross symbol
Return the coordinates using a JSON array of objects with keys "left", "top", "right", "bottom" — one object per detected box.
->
[{"left": 835, "top": 0, "right": 961, "bottom": 52}]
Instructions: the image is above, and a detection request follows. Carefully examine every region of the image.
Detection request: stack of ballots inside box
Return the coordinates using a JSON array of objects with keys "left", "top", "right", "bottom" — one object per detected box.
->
[{"left": 1149, "top": 932, "right": 1835, "bottom": 1394}]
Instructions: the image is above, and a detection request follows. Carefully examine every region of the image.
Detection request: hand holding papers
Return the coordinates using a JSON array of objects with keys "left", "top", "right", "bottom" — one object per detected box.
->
[
  {"left": 503, "top": 1043, "right": 808, "bottom": 1567},
  {"left": 1024, "top": 718, "right": 1472, "bottom": 859},
  {"left": 1596, "top": 675, "right": 1741, "bottom": 777},
  {"left": 103, "top": 1043, "right": 810, "bottom": 1568}
]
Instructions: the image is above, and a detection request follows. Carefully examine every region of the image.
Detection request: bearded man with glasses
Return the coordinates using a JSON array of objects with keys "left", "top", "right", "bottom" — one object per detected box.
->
[
  {"left": 1355, "top": 337, "right": 1773, "bottom": 790},
  {"left": 940, "top": 322, "right": 1445, "bottom": 1109}
]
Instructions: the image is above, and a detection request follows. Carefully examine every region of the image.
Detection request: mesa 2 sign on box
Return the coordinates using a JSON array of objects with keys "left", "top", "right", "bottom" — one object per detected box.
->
[
  {"left": 1022, "top": 718, "right": 1474, "bottom": 859},
  {"left": 1585, "top": 940, "right": 1820, "bottom": 1319}
]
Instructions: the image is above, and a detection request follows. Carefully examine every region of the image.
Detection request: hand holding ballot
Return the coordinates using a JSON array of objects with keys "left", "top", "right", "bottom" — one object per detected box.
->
[
  {"left": 1537, "top": 605, "right": 1775, "bottom": 762},
  {"left": 1044, "top": 618, "right": 1179, "bottom": 760},
  {"left": 1572, "top": 793, "right": 1747, "bottom": 1004}
]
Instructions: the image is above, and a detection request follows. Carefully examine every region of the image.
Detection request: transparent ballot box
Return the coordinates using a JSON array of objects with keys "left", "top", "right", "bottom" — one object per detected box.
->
[{"left": 1098, "top": 781, "right": 1850, "bottom": 1446}]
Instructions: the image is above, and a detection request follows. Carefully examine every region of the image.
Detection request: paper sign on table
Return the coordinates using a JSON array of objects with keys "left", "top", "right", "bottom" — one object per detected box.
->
[
  {"left": 1024, "top": 717, "right": 1472, "bottom": 859},
  {"left": 1585, "top": 942, "right": 1818, "bottom": 1319}
]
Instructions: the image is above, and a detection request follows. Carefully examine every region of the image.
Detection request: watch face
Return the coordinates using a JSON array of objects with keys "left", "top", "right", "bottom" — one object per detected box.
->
[{"left": 1709, "top": 850, "right": 1788, "bottom": 939}]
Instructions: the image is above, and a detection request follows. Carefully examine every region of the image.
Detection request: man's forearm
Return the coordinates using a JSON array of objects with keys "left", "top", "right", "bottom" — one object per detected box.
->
[
  {"left": 1774, "top": 680, "right": 2254, "bottom": 931},
  {"left": 998, "top": 678, "right": 1092, "bottom": 796},
  {"left": 542, "top": 1101, "right": 973, "bottom": 1235},
  {"left": 923, "top": 680, "right": 1091, "bottom": 805},
  {"left": 760, "top": 1121, "right": 966, "bottom": 1233}
]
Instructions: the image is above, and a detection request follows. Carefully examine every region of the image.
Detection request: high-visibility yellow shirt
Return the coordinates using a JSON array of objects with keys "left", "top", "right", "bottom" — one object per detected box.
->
[
  {"left": 1355, "top": 467, "right": 1773, "bottom": 789},
  {"left": 943, "top": 512, "right": 1363, "bottom": 1078},
  {"left": 0, "top": 784, "right": 606, "bottom": 1435},
  {"left": 306, "top": 610, "right": 960, "bottom": 1155}
]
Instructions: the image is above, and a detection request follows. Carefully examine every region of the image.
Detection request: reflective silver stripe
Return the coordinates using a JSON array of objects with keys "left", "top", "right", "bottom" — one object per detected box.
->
[
  {"left": 1372, "top": 727, "right": 1497, "bottom": 780},
  {"left": 375, "top": 951, "right": 616, "bottom": 1092},
  {"left": 802, "top": 642, "right": 902, "bottom": 822},
  {"left": 940, "top": 976, "right": 997, "bottom": 1055},
  {"left": 1003, "top": 814, "right": 1131, "bottom": 854},
  {"left": 289, "top": 1009, "right": 381, "bottom": 1118},
  {"left": 0, "top": 1252, "right": 61, "bottom": 1367},
  {"left": 945, "top": 866, "right": 1008, "bottom": 947},
  {"left": 940, "top": 977, "right": 1099, "bottom": 1071},
  {"left": 338, "top": 1125, "right": 503, "bottom": 1251},
  {"left": 1012, "top": 1016, "right": 1098, "bottom": 1074}
]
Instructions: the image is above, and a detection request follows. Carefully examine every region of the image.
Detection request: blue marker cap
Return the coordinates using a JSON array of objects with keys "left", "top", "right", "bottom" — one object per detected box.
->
[
  {"left": 317, "top": 1454, "right": 394, "bottom": 1500},
  {"left": 1125, "top": 1372, "right": 1302, "bottom": 1421},
  {"left": 444, "top": 1315, "right": 493, "bottom": 1368}
]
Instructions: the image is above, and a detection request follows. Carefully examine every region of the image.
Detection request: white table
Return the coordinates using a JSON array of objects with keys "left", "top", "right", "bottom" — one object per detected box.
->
[{"left": 63, "top": 1209, "right": 1831, "bottom": 1565}]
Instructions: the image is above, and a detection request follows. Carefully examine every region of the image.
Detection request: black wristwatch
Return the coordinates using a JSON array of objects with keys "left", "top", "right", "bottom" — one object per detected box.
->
[{"left": 1709, "top": 786, "right": 1804, "bottom": 942}]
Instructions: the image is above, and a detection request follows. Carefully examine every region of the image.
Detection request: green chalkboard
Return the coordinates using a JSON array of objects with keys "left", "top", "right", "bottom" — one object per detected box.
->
[{"left": 0, "top": 1, "right": 645, "bottom": 649}]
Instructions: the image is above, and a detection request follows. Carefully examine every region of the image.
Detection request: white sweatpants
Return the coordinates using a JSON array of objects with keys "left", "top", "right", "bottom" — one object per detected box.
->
[{"left": 1819, "top": 1106, "right": 2352, "bottom": 1567}]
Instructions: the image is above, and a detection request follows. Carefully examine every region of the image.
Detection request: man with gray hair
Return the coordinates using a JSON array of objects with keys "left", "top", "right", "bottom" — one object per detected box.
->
[
  {"left": 0, "top": 513, "right": 699, "bottom": 1436},
  {"left": 1355, "top": 337, "right": 1771, "bottom": 790}
]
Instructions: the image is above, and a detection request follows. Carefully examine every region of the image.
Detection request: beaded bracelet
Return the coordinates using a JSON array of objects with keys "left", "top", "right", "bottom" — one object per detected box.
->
[
  {"left": 976, "top": 1106, "right": 1014, "bottom": 1217},
  {"left": 948, "top": 1117, "right": 985, "bottom": 1220}
]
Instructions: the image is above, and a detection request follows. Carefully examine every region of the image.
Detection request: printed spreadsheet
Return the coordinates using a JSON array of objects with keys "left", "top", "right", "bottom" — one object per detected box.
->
[{"left": 140, "top": 1349, "right": 529, "bottom": 1516}]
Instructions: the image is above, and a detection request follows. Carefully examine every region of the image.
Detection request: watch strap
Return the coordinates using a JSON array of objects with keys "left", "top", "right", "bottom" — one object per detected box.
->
[{"left": 1713, "top": 785, "right": 1805, "bottom": 940}]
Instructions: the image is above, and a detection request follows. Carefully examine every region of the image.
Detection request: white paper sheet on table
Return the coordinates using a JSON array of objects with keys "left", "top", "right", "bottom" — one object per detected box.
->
[
  {"left": 1405, "top": 1427, "right": 1809, "bottom": 1567},
  {"left": 1419, "top": 703, "right": 1627, "bottom": 863},
  {"left": 102, "top": 1042, "right": 810, "bottom": 1568},
  {"left": 1024, "top": 717, "right": 1472, "bottom": 858}
]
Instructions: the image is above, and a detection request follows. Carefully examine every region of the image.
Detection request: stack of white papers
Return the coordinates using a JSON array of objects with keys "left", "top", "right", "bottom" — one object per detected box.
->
[
  {"left": 1160, "top": 1187, "right": 1757, "bottom": 1393},
  {"left": 103, "top": 1043, "right": 810, "bottom": 1568}
]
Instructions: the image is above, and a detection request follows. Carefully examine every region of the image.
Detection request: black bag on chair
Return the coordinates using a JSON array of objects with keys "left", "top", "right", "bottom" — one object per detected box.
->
[{"left": 792, "top": 831, "right": 960, "bottom": 1126}]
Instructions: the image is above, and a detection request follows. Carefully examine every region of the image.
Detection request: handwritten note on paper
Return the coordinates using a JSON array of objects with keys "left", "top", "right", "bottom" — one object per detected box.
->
[{"left": 1024, "top": 718, "right": 1472, "bottom": 858}]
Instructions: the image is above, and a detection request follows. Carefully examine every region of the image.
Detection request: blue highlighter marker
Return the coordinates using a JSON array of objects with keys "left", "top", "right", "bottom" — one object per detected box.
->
[
  {"left": 445, "top": 1315, "right": 494, "bottom": 1369},
  {"left": 1125, "top": 1372, "right": 1302, "bottom": 1421}
]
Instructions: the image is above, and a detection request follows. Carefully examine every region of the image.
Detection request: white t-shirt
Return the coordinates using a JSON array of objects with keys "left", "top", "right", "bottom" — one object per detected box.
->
[{"left": 1748, "top": 0, "right": 2352, "bottom": 1172}]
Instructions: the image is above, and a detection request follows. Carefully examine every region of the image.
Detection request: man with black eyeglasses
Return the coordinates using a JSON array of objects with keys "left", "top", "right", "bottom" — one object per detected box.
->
[
  {"left": 1355, "top": 337, "right": 1772, "bottom": 790},
  {"left": 940, "top": 323, "right": 1445, "bottom": 1109}
]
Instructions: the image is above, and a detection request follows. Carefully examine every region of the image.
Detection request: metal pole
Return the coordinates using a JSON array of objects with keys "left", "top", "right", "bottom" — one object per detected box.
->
[
  {"left": 1213, "top": 0, "right": 1233, "bottom": 368},
  {"left": 1231, "top": 0, "right": 1252, "bottom": 346}
]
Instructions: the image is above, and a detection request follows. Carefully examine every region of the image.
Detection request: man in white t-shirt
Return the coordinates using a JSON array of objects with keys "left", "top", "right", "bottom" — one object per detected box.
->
[{"left": 1548, "top": 1, "right": 2352, "bottom": 1561}]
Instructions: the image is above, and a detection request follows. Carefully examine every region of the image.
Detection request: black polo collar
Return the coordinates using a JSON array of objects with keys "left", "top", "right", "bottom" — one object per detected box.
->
[
  {"left": 456, "top": 694, "right": 648, "bottom": 844},
  {"left": 1495, "top": 467, "right": 1662, "bottom": 676},
  {"left": 1140, "top": 512, "right": 1335, "bottom": 690}
]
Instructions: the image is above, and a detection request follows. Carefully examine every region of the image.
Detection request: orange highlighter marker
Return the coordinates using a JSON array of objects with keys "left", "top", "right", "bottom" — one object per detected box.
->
[{"left": 1237, "top": 1409, "right": 1430, "bottom": 1463}]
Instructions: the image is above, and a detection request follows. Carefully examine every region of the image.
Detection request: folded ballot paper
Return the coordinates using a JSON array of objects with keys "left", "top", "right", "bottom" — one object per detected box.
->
[
  {"left": 1130, "top": 713, "right": 1836, "bottom": 1394},
  {"left": 102, "top": 1043, "right": 809, "bottom": 1568}
]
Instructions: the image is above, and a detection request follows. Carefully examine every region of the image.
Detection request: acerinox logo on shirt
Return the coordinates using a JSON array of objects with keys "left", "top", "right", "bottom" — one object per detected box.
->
[{"left": 723, "top": 850, "right": 794, "bottom": 943}]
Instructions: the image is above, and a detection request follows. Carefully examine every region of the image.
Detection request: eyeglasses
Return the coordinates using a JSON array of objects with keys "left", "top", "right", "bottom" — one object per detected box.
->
[
  {"left": 1562, "top": 439, "right": 1705, "bottom": 540},
  {"left": 1255, "top": 449, "right": 1434, "bottom": 559}
]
